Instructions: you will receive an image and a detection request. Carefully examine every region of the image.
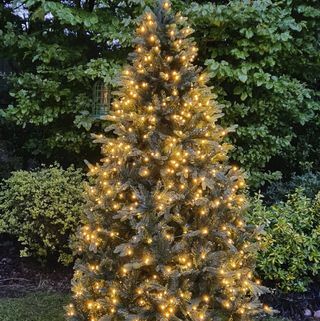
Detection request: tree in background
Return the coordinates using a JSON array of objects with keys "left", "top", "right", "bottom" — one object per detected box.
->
[
  {"left": 0, "top": 0, "right": 148, "bottom": 166},
  {"left": 1, "top": 0, "right": 319, "bottom": 186},
  {"left": 67, "top": 2, "right": 270, "bottom": 320},
  {"left": 187, "top": 0, "right": 320, "bottom": 187},
  {"left": 0, "top": 1, "right": 26, "bottom": 176}
]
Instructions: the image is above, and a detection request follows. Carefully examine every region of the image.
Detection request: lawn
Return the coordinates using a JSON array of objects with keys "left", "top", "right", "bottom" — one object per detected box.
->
[
  {"left": 0, "top": 292, "right": 287, "bottom": 321},
  {"left": 0, "top": 292, "right": 69, "bottom": 321}
]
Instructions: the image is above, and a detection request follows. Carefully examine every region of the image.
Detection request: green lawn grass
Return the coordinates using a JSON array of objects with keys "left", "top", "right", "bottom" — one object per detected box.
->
[
  {"left": 0, "top": 292, "right": 287, "bottom": 321},
  {"left": 0, "top": 292, "right": 69, "bottom": 321}
]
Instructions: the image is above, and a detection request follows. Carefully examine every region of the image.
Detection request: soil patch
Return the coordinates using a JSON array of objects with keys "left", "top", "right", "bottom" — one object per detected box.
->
[{"left": 0, "top": 234, "right": 72, "bottom": 298}]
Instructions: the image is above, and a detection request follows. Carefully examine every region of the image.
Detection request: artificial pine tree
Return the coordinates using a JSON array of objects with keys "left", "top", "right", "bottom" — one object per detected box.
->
[{"left": 67, "top": 1, "right": 271, "bottom": 320}]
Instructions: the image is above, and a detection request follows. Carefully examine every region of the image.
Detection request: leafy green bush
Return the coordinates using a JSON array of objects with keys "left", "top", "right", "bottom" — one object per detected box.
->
[
  {"left": 265, "top": 172, "right": 320, "bottom": 203},
  {"left": 1, "top": 0, "right": 319, "bottom": 187},
  {"left": 248, "top": 189, "right": 320, "bottom": 292},
  {"left": 187, "top": 0, "right": 320, "bottom": 187},
  {"left": 0, "top": 164, "right": 84, "bottom": 265}
]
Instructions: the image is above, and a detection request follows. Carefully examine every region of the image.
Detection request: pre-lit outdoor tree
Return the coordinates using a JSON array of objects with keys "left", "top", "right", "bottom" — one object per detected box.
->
[{"left": 67, "top": 1, "right": 271, "bottom": 320}]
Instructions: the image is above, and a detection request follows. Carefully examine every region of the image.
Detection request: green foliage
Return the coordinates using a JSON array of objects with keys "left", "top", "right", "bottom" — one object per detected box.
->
[
  {"left": 265, "top": 171, "right": 320, "bottom": 203},
  {"left": 248, "top": 189, "right": 320, "bottom": 292},
  {"left": 0, "top": 164, "right": 85, "bottom": 265},
  {"left": 0, "top": 0, "right": 141, "bottom": 161},
  {"left": 1, "top": 0, "right": 319, "bottom": 186},
  {"left": 186, "top": 0, "right": 320, "bottom": 187}
]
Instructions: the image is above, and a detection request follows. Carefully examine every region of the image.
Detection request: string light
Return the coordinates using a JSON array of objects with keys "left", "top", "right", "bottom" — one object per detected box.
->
[
  {"left": 201, "top": 227, "right": 208, "bottom": 235},
  {"left": 163, "top": 1, "right": 170, "bottom": 9},
  {"left": 140, "top": 168, "right": 150, "bottom": 176}
]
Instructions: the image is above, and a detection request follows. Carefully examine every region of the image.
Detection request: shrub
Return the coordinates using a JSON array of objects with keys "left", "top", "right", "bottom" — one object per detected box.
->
[
  {"left": 0, "top": 164, "right": 85, "bottom": 265},
  {"left": 265, "top": 172, "right": 320, "bottom": 203},
  {"left": 247, "top": 189, "right": 320, "bottom": 292},
  {"left": 2, "top": 1, "right": 319, "bottom": 188},
  {"left": 187, "top": 0, "right": 320, "bottom": 187}
]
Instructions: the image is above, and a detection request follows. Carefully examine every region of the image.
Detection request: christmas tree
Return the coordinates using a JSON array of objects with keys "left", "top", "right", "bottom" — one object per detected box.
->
[{"left": 67, "top": 1, "right": 271, "bottom": 320}]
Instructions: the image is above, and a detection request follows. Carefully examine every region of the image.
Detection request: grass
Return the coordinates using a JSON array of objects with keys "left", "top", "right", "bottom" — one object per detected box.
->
[
  {"left": 262, "top": 318, "right": 289, "bottom": 321},
  {"left": 0, "top": 292, "right": 69, "bottom": 321},
  {"left": 0, "top": 292, "right": 289, "bottom": 321}
]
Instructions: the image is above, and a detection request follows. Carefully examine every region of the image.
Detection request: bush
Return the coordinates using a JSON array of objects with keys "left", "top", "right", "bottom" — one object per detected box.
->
[
  {"left": 265, "top": 172, "right": 320, "bottom": 203},
  {"left": 247, "top": 189, "right": 320, "bottom": 292},
  {"left": 2, "top": 1, "right": 319, "bottom": 188},
  {"left": 0, "top": 164, "right": 84, "bottom": 265},
  {"left": 187, "top": 0, "right": 320, "bottom": 187}
]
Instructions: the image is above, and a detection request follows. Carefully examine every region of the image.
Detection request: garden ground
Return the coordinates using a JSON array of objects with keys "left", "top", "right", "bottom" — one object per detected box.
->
[
  {"left": 0, "top": 292, "right": 69, "bottom": 321},
  {"left": 0, "top": 234, "right": 318, "bottom": 321},
  {"left": 0, "top": 292, "right": 288, "bottom": 321}
]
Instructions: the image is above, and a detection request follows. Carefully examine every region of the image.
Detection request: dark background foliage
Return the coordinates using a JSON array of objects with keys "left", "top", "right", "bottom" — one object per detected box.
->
[{"left": 0, "top": 0, "right": 319, "bottom": 187}]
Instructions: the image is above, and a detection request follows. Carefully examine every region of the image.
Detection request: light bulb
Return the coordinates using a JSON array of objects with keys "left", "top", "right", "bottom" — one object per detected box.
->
[
  {"left": 201, "top": 228, "right": 208, "bottom": 235},
  {"left": 163, "top": 1, "right": 170, "bottom": 9}
]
